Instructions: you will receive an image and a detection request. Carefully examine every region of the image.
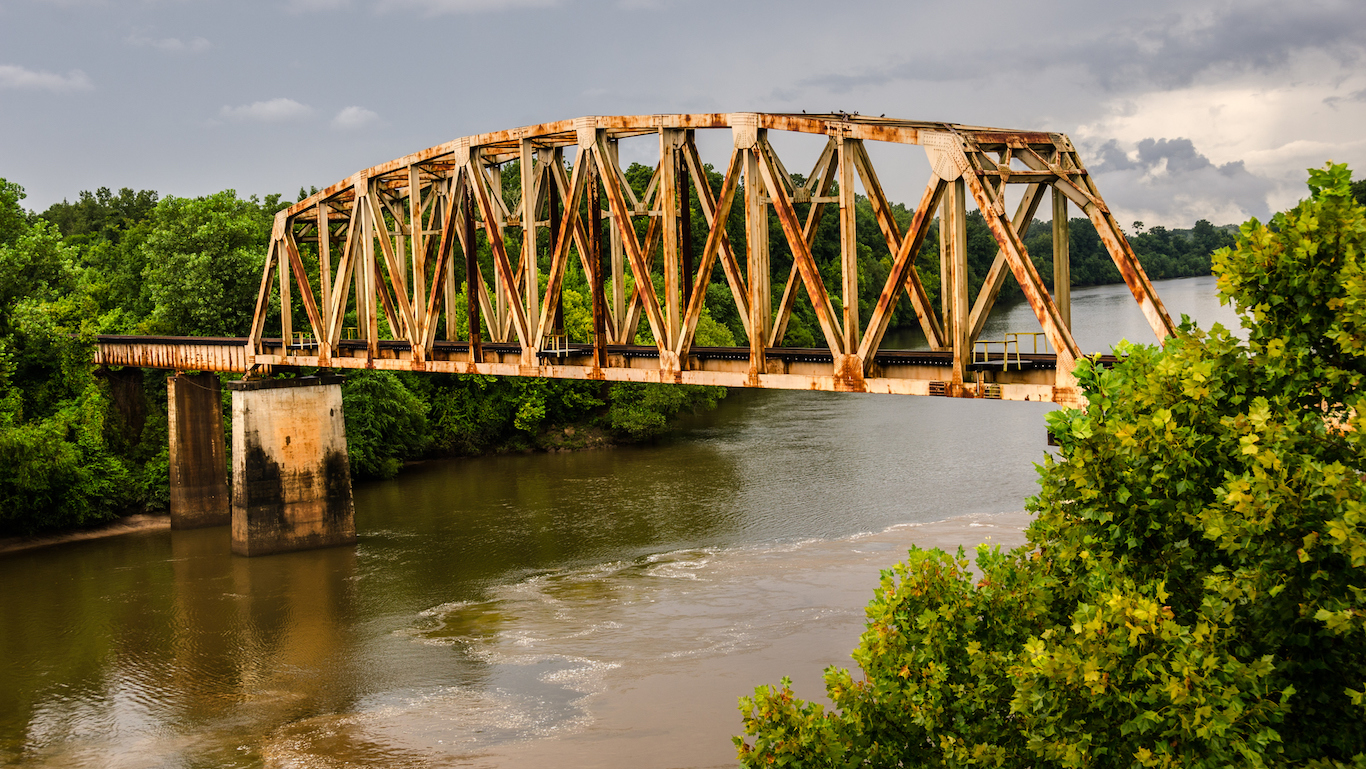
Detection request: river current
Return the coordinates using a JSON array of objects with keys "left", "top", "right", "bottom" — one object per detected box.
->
[{"left": 0, "top": 276, "right": 1238, "bottom": 768}]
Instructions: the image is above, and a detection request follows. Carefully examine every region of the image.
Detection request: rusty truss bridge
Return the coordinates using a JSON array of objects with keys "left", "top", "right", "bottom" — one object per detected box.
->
[{"left": 97, "top": 112, "right": 1175, "bottom": 406}]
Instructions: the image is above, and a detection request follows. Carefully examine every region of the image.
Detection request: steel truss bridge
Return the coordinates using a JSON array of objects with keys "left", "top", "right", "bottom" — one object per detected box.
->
[{"left": 96, "top": 113, "right": 1174, "bottom": 405}]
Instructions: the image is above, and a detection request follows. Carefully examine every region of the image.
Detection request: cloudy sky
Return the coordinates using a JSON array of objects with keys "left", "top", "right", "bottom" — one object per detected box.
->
[{"left": 1, "top": 0, "right": 1364, "bottom": 227}]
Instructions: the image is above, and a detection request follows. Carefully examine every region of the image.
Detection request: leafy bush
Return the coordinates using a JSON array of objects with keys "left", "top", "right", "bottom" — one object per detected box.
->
[
  {"left": 608, "top": 382, "right": 724, "bottom": 441},
  {"left": 340, "top": 371, "right": 430, "bottom": 479},
  {"left": 736, "top": 163, "right": 1366, "bottom": 768}
]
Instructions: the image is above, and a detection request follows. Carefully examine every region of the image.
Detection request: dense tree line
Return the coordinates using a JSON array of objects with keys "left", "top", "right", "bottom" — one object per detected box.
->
[{"left": 736, "top": 165, "right": 1366, "bottom": 767}]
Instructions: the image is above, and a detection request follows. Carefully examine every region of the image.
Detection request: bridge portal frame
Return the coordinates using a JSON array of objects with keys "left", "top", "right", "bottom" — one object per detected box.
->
[{"left": 249, "top": 113, "right": 1174, "bottom": 406}]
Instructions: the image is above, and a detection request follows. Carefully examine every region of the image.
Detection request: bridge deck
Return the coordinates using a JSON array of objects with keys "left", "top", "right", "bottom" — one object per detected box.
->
[{"left": 95, "top": 336, "right": 1115, "bottom": 401}]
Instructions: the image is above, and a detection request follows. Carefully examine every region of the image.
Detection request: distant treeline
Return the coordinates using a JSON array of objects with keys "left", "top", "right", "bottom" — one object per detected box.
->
[{"left": 0, "top": 165, "right": 1258, "bottom": 536}]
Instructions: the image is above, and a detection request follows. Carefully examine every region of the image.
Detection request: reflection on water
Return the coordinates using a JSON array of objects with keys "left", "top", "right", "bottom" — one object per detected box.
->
[
  {"left": 0, "top": 277, "right": 1233, "bottom": 767},
  {"left": 0, "top": 528, "right": 360, "bottom": 767}
]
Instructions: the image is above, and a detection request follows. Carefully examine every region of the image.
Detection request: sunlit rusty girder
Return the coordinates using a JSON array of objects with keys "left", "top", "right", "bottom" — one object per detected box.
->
[{"left": 247, "top": 112, "right": 1175, "bottom": 405}]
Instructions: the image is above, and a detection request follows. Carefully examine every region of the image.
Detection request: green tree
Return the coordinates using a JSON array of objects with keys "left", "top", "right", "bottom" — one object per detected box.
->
[
  {"left": 0, "top": 209, "right": 139, "bottom": 534},
  {"left": 0, "top": 178, "right": 29, "bottom": 247},
  {"left": 142, "top": 190, "right": 281, "bottom": 337},
  {"left": 41, "top": 186, "right": 158, "bottom": 246},
  {"left": 736, "top": 163, "right": 1366, "bottom": 767}
]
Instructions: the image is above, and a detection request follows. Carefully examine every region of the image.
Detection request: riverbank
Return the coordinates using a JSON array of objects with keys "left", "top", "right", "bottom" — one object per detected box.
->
[{"left": 0, "top": 513, "right": 170, "bottom": 556}]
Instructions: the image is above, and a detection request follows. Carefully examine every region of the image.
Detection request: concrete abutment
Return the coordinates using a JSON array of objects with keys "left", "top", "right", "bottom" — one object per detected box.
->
[{"left": 226, "top": 376, "right": 355, "bottom": 557}]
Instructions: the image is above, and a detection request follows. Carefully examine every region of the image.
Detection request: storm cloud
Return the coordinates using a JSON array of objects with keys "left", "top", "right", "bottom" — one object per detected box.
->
[{"left": 1087, "top": 137, "right": 1276, "bottom": 224}]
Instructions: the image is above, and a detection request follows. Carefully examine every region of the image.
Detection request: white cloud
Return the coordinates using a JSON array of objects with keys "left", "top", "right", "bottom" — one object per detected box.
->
[
  {"left": 126, "top": 33, "right": 211, "bottom": 54},
  {"left": 332, "top": 105, "right": 380, "bottom": 129},
  {"left": 220, "top": 98, "right": 314, "bottom": 123},
  {"left": 0, "top": 64, "right": 92, "bottom": 92}
]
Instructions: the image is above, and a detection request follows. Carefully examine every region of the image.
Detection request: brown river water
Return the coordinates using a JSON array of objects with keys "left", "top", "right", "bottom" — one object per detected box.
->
[{"left": 0, "top": 277, "right": 1237, "bottom": 768}]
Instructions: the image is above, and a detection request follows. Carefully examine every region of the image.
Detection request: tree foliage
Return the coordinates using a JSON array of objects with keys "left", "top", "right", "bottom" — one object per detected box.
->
[
  {"left": 0, "top": 182, "right": 142, "bottom": 533},
  {"left": 142, "top": 191, "right": 282, "bottom": 337},
  {"left": 736, "top": 163, "right": 1366, "bottom": 768}
]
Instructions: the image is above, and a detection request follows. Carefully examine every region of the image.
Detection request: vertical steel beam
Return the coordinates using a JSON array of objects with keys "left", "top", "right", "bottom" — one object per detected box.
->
[
  {"left": 945, "top": 178, "right": 968, "bottom": 387},
  {"left": 279, "top": 235, "right": 292, "bottom": 355},
  {"left": 745, "top": 145, "right": 770, "bottom": 380},
  {"left": 837, "top": 135, "right": 860, "bottom": 353},
  {"left": 588, "top": 153, "right": 608, "bottom": 367},
  {"left": 464, "top": 192, "right": 482, "bottom": 363},
  {"left": 409, "top": 165, "right": 425, "bottom": 326},
  {"left": 661, "top": 128, "right": 682, "bottom": 350},
  {"left": 938, "top": 192, "right": 953, "bottom": 354},
  {"left": 1053, "top": 187, "right": 1071, "bottom": 331},
  {"left": 607, "top": 138, "right": 626, "bottom": 341},
  {"left": 317, "top": 203, "right": 331, "bottom": 346},
  {"left": 521, "top": 139, "right": 540, "bottom": 347}
]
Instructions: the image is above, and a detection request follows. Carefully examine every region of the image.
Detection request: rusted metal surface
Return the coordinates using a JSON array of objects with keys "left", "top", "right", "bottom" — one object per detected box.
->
[
  {"left": 94, "top": 334, "right": 1118, "bottom": 405},
  {"left": 95, "top": 337, "right": 250, "bottom": 372},
  {"left": 117, "top": 112, "right": 1172, "bottom": 406}
]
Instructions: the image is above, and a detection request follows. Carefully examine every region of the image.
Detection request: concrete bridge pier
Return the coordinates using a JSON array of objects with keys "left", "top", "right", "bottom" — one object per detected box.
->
[
  {"left": 167, "top": 372, "right": 231, "bottom": 529},
  {"left": 226, "top": 376, "right": 355, "bottom": 557}
]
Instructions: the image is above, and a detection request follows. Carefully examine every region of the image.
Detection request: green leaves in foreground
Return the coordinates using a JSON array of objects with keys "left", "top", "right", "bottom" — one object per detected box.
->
[{"left": 737, "top": 164, "right": 1366, "bottom": 768}]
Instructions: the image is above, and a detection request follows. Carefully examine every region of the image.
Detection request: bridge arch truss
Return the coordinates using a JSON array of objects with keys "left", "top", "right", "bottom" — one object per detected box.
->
[{"left": 249, "top": 112, "right": 1174, "bottom": 404}]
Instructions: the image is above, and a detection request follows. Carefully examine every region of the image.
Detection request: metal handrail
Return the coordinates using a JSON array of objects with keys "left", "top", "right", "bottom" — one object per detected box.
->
[
  {"left": 546, "top": 331, "right": 571, "bottom": 357},
  {"left": 972, "top": 337, "right": 1021, "bottom": 371},
  {"left": 974, "top": 332, "right": 1052, "bottom": 371},
  {"left": 1005, "top": 332, "right": 1049, "bottom": 354}
]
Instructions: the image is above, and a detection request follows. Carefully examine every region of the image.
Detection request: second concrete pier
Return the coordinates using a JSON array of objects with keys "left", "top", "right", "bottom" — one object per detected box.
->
[{"left": 226, "top": 376, "right": 355, "bottom": 557}]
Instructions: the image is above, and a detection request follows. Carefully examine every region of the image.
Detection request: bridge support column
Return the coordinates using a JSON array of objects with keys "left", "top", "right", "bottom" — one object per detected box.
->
[
  {"left": 226, "top": 376, "right": 355, "bottom": 557},
  {"left": 168, "top": 372, "right": 230, "bottom": 529}
]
